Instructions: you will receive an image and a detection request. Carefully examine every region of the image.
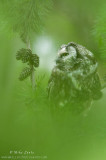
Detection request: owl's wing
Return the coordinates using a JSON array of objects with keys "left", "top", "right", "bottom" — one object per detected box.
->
[
  {"left": 76, "top": 45, "right": 98, "bottom": 76},
  {"left": 47, "top": 66, "right": 65, "bottom": 98},
  {"left": 67, "top": 46, "right": 99, "bottom": 91},
  {"left": 47, "top": 67, "right": 58, "bottom": 98}
]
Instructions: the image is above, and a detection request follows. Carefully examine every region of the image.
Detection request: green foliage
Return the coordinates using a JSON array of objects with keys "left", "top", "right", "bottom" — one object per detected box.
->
[
  {"left": 1, "top": 1, "right": 106, "bottom": 158},
  {"left": 0, "top": 0, "right": 53, "bottom": 42},
  {"left": 0, "top": 0, "right": 52, "bottom": 86},
  {"left": 103, "top": 74, "right": 106, "bottom": 81},
  {"left": 16, "top": 48, "right": 39, "bottom": 81},
  {"left": 93, "top": 4, "right": 106, "bottom": 60}
]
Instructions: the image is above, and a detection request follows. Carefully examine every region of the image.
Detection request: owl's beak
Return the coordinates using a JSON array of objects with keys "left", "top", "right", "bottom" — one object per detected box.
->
[{"left": 58, "top": 47, "right": 68, "bottom": 56}]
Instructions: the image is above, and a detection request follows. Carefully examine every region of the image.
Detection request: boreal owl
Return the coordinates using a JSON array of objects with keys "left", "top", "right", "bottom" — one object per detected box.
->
[{"left": 47, "top": 42, "right": 103, "bottom": 114}]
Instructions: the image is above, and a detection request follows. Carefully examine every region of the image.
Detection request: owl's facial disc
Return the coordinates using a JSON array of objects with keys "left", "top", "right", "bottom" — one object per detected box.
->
[
  {"left": 56, "top": 43, "right": 78, "bottom": 69},
  {"left": 58, "top": 45, "right": 77, "bottom": 60},
  {"left": 58, "top": 45, "right": 68, "bottom": 57},
  {"left": 67, "top": 46, "right": 77, "bottom": 58}
]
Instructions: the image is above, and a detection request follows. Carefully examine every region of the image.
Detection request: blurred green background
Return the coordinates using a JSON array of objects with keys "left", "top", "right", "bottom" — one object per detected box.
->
[{"left": 0, "top": 0, "right": 106, "bottom": 160}]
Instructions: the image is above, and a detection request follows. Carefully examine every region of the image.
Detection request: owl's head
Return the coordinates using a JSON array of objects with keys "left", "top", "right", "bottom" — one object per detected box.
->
[{"left": 56, "top": 42, "right": 78, "bottom": 70}]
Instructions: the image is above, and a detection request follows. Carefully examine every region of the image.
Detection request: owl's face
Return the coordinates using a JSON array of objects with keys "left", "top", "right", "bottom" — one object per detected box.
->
[{"left": 56, "top": 42, "right": 77, "bottom": 70}]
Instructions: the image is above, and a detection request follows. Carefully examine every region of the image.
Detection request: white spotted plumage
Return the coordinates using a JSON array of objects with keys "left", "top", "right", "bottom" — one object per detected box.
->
[{"left": 48, "top": 42, "right": 102, "bottom": 113}]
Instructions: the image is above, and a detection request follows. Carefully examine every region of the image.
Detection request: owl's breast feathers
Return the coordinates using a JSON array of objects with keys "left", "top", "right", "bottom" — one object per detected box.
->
[{"left": 48, "top": 65, "right": 102, "bottom": 100}]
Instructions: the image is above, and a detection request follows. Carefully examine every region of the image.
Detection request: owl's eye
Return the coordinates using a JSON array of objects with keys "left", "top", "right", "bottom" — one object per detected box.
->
[
  {"left": 60, "top": 52, "right": 69, "bottom": 58},
  {"left": 60, "top": 44, "right": 66, "bottom": 49}
]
